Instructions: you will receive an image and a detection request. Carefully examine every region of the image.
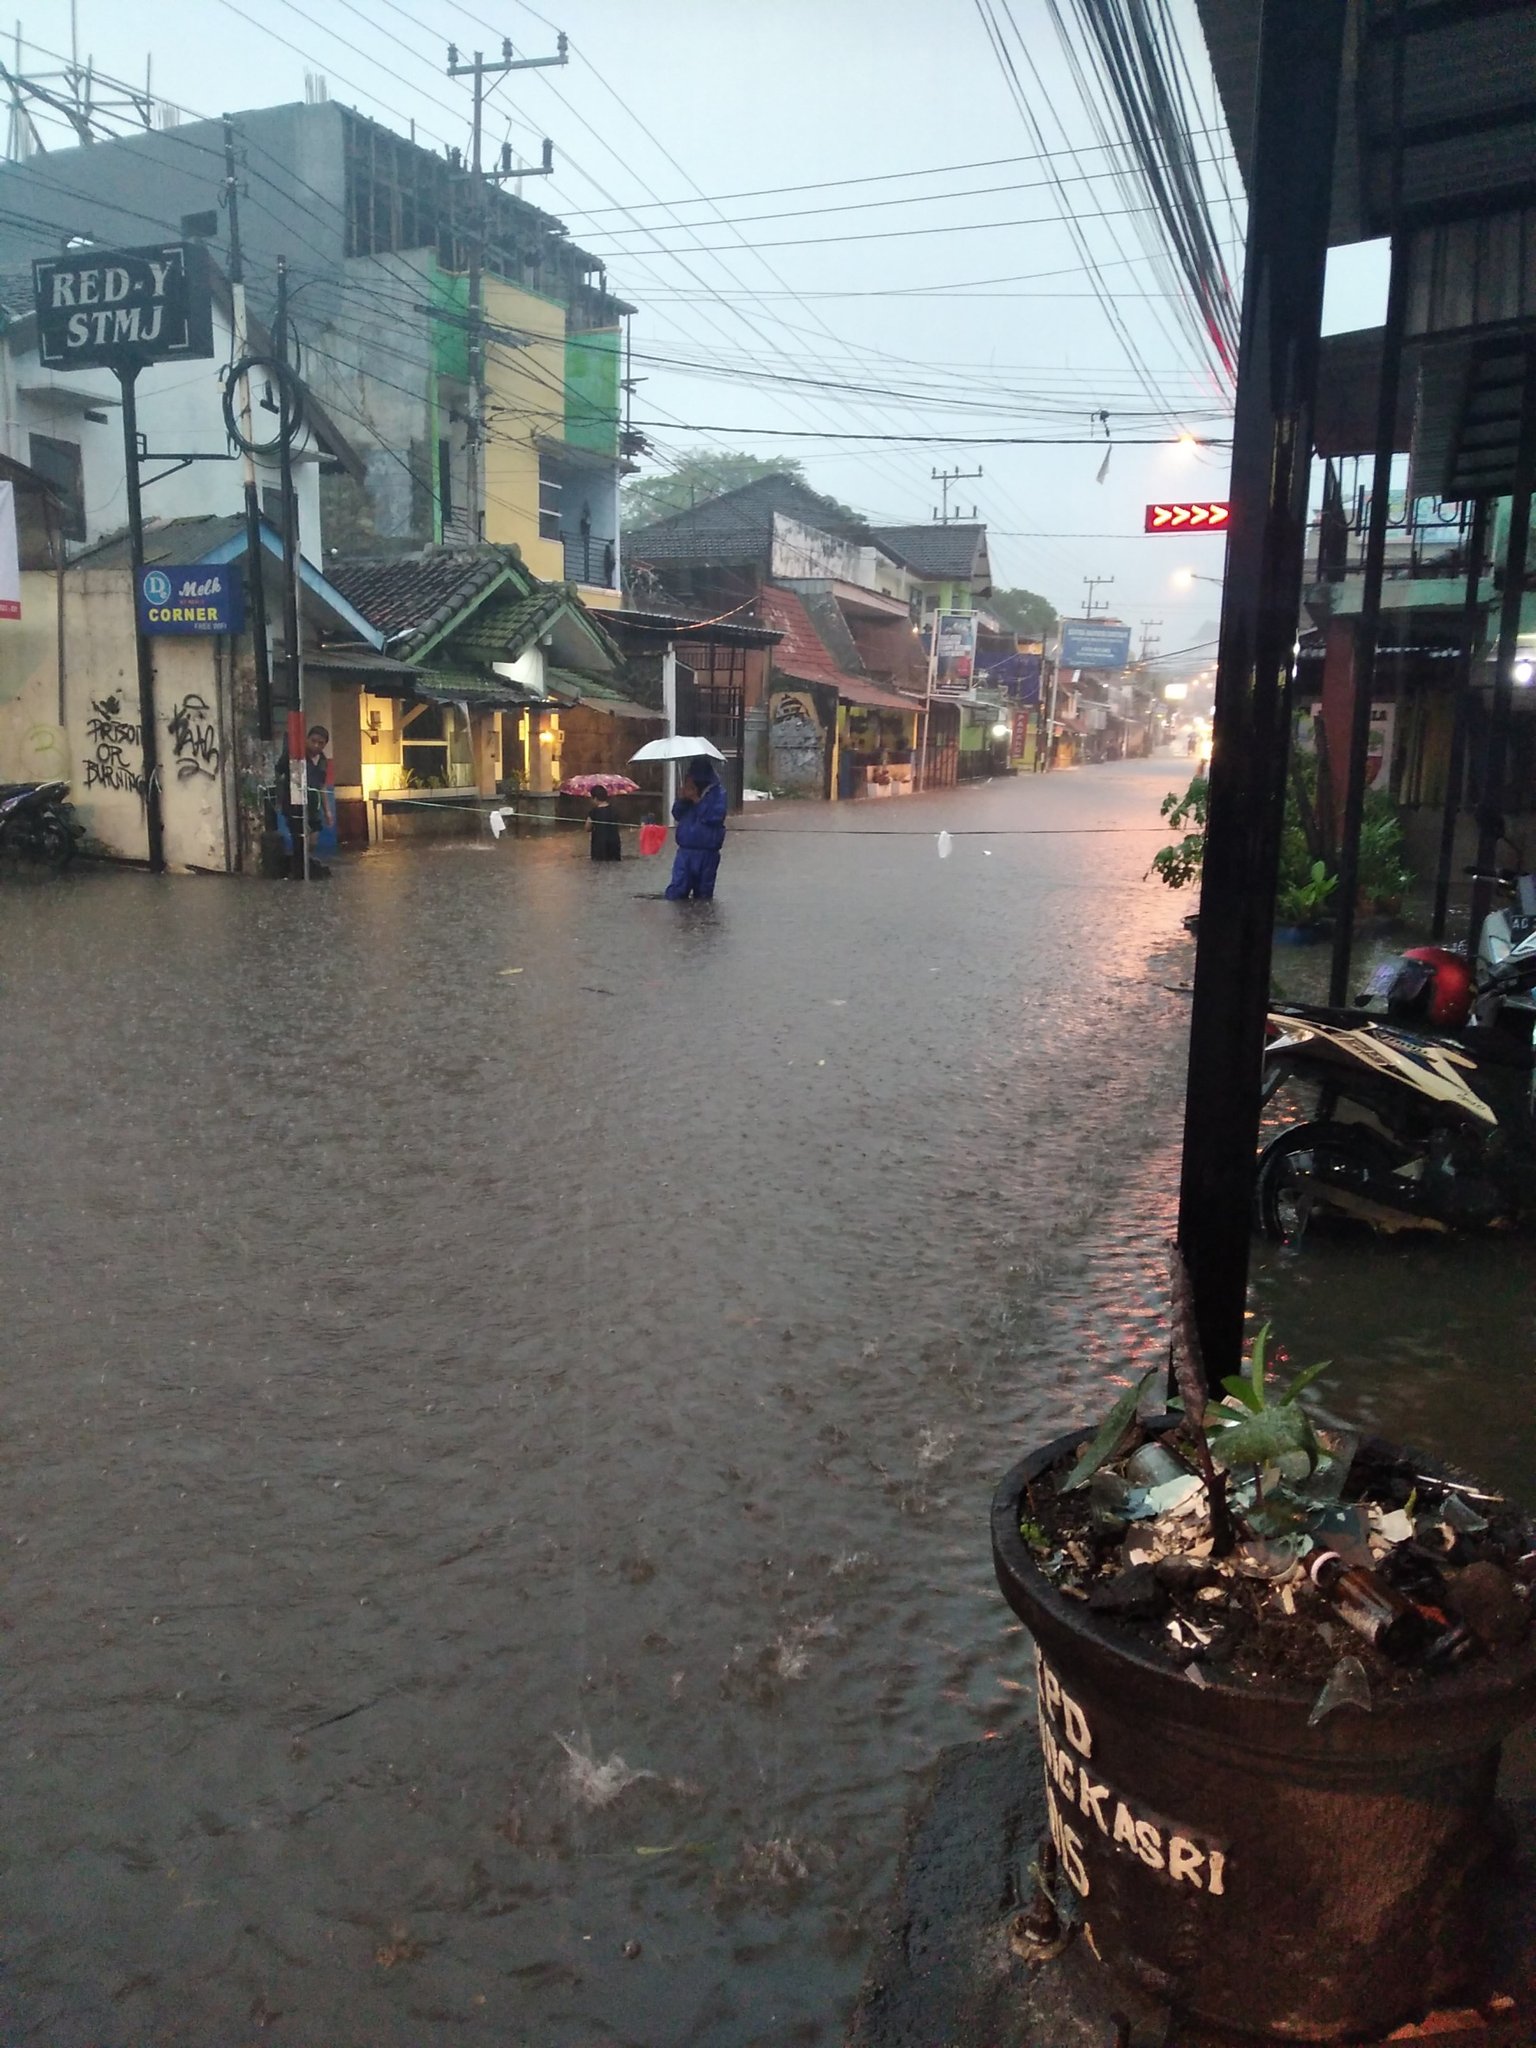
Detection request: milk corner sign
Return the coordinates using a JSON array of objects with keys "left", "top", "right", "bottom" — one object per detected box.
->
[
  {"left": 32, "top": 241, "right": 214, "bottom": 371},
  {"left": 137, "top": 564, "right": 244, "bottom": 637}
]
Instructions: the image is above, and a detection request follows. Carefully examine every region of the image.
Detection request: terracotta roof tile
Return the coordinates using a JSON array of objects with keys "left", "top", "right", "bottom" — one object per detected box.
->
[{"left": 758, "top": 587, "right": 851, "bottom": 690}]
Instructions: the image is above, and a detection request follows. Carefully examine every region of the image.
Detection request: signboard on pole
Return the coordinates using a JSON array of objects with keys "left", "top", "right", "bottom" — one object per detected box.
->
[
  {"left": 1060, "top": 621, "right": 1133, "bottom": 669},
  {"left": 932, "top": 609, "right": 977, "bottom": 696},
  {"left": 1144, "top": 501, "right": 1230, "bottom": 533},
  {"left": 0, "top": 482, "right": 18, "bottom": 620},
  {"left": 33, "top": 241, "right": 215, "bottom": 371},
  {"left": 136, "top": 563, "right": 244, "bottom": 636}
]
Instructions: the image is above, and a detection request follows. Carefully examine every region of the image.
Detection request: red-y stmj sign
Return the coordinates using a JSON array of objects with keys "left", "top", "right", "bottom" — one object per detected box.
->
[{"left": 1144, "top": 502, "right": 1230, "bottom": 533}]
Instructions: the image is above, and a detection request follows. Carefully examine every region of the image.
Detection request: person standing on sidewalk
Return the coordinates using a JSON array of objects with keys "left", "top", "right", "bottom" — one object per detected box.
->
[{"left": 665, "top": 755, "right": 727, "bottom": 901}]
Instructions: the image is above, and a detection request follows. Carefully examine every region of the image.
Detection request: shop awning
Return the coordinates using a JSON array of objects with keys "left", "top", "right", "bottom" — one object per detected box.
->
[
  {"left": 565, "top": 691, "right": 662, "bottom": 720},
  {"left": 307, "top": 646, "right": 417, "bottom": 684},
  {"left": 838, "top": 676, "right": 919, "bottom": 713},
  {"left": 544, "top": 668, "right": 662, "bottom": 721}
]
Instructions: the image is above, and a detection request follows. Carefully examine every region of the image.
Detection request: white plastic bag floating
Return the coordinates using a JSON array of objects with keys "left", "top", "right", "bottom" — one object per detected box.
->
[
  {"left": 489, "top": 809, "right": 509, "bottom": 839},
  {"left": 936, "top": 831, "right": 954, "bottom": 859}
]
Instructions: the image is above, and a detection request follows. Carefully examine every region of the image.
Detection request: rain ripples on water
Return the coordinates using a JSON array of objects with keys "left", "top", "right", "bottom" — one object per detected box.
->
[{"left": 4, "top": 763, "right": 1203, "bottom": 2045}]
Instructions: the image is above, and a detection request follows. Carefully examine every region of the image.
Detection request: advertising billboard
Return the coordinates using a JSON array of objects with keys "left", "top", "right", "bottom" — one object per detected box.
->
[
  {"left": 1059, "top": 621, "right": 1133, "bottom": 670},
  {"left": 932, "top": 609, "right": 978, "bottom": 696}
]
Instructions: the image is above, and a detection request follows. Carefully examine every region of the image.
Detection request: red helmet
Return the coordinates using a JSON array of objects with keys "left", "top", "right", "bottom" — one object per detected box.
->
[{"left": 1384, "top": 946, "right": 1474, "bottom": 1030}]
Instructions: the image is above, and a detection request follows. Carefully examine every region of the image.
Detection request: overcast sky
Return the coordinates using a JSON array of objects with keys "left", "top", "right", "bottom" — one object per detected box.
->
[{"left": 17, "top": 0, "right": 1387, "bottom": 653}]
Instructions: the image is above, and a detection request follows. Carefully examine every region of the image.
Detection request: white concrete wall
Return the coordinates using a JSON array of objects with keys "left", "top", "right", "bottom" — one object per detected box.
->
[
  {"left": 1, "top": 301, "right": 321, "bottom": 550},
  {"left": 0, "top": 568, "right": 237, "bottom": 870},
  {"left": 771, "top": 512, "right": 865, "bottom": 585}
]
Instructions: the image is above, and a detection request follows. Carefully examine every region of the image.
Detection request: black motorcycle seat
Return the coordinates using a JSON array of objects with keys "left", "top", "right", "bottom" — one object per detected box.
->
[{"left": 1457, "top": 1024, "right": 1536, "bottom": 1071}]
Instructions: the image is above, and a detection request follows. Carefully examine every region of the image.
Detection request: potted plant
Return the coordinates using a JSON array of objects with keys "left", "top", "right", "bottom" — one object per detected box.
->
[
  {"left": 991, "top": 1253, "right": 1536, "bottom": 2041},
  {"left": 1273, "top": 857, "right": 1337, "bottom": 943}
]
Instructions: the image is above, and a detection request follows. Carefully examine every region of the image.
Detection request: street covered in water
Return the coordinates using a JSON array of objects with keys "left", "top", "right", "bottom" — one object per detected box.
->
[{"left": 5, "top": 757, "right": 1532, "bottom": 2046}]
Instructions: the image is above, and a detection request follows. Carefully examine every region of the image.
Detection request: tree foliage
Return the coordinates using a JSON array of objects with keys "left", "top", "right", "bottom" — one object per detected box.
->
[{"left": 989, "top": 586, "right": 1060, "bottom": 639}]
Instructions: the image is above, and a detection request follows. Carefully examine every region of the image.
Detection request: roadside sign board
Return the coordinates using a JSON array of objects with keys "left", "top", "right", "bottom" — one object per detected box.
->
[
  {"left": 1060, "top": 621, "right": 1133, "bottom": 669},
  {"left": 1144, "top": 501, "right": 1230, "bottom": 533},
  {"left": 33, "top": 241, "right": 215, "bottom": 371},
  {"left": 137, "top": 563, "right": 244, "bottom": 636},
  {"left": 932, "top": 609, "right": 978, "bottom": 696}
]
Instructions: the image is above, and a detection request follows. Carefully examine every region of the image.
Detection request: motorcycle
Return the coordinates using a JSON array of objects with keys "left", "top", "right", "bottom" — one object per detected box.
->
[
  {"left": 0, "top": 781, "right": 82, "bottom": 869},
  {"left": 1255, "top": 893, "right": 1536, "bottom": 1241}
]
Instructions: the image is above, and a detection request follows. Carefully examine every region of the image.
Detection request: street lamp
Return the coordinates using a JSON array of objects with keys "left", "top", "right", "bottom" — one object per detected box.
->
[{"left": 1173, "top": 569, "right": 1225, "bottom": 590}]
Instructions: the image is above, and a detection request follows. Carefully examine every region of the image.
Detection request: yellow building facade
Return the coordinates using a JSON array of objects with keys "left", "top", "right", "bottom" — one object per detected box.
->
[{"left": 480, "top": 278, "right": 623, "bottom": 613}]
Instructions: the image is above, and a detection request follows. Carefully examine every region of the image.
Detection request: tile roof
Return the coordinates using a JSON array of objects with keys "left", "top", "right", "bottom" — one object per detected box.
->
[
  {"left": 326, "top": 551, "right": 520, "bottom": 654},
  {"left": 870, "top": 523, "right": 988, "bottom": 581},
  {"left": 448, "top": 587, "right": 564, "bottom": 665},
  {"left": 75, "top": 512, "right": 247, "bottom": 568},
  {"left": 625, "top": 474, "right": 870, "bottom": 566},
  {"left": 758, "top": 586, "right": 855, "bottom": 692}
]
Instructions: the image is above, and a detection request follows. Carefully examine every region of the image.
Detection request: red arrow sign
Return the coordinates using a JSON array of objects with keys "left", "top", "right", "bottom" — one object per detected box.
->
[{"left": 1145, "top": 501, "right": 1230, "bottom": 533}]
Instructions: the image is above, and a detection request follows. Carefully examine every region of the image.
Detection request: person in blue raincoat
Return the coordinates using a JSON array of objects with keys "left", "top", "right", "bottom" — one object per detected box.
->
[{"left": 665, "top": 754, "right": 727, "bottom": 900}]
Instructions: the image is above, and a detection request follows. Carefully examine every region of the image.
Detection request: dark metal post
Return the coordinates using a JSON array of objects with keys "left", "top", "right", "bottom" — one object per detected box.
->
[
  {"left": 1431, "top": 495, "right": 1488, "bottom": 940},
  {"left": 274, "top": 257, "right": 307, "bottom": 881},
  {"left": 1328, "top": 4, "right": 1408, "bottom": 1004},
  {"left": 1175, "top": 0, "right": 1346, "bottom": 1386},
  {"left": 1470, "top": 346, "right": 1536, "bottom": 959},
  {"left": 116, "top": 362, "right": 165, "bottom": 874},
  {"left": 223, "top": 114, "right": 273, "bottom": 748}
]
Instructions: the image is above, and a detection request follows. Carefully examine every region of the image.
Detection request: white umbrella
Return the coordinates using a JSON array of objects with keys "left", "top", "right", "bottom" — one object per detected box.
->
[{"left": 629, "top": 735, "right": 725, "bottom": 763}]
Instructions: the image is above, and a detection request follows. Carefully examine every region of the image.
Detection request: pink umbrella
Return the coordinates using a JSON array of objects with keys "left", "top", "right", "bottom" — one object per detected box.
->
[{"left": 560, "top": 774, "right": 640, "bottom": 796}]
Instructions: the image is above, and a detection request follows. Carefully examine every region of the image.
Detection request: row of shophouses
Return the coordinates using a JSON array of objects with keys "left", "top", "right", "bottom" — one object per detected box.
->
[{"left": 0, "top": 95, "right": 1131, "bottom": 873}]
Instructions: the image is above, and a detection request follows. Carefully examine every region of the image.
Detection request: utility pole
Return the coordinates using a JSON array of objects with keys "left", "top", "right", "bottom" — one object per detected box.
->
[
  {"left": 446, "top": 35, "right": 566, "bottom": 543},
  {"left": 1139, "top": 618, "right": 1162, "bottom": 662},
  {"left": 116, "top": 363, "right": 165, "bottom": 873},
  {"left": 273, "top": 257, "right": 308, "bottom": 882},
  {"left": 932, "top": 464, "right": 982, "bottom": 523},
  {"left": 1082, "top": 574, "right": 1115, "bottom": 618},
  {"left": 222, "top": 115, "right": 273, "bottom": 785}
]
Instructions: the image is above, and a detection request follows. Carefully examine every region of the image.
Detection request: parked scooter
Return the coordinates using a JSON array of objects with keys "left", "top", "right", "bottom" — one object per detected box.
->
[
  {"left": 0, "top": 781, "right": 82, "bottom": 868},
  {"left": 1256, "top": 895, "right": 1536, "bottom": 1241}
]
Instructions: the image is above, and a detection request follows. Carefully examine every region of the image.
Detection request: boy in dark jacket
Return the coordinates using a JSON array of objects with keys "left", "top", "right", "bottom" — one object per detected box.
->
[{"left": 665, "top": 755, "right": 727, "bottom": 900}]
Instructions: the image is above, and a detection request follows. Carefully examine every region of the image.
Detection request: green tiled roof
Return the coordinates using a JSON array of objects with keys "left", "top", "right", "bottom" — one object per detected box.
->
[
  {"left": 412, "top": 669, "right": 535, "bottom": 708},
  {"left": 447, "top": 588, "right": 565, "bottom": 664}
]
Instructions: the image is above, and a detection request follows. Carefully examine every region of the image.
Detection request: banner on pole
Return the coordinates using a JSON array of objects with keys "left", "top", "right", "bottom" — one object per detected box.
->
[{"left": 0, "top": 482, "right": 18, "bottom": 620}]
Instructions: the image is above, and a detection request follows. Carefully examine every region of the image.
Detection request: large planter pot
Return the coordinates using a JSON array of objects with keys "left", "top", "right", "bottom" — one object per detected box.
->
[{"left": 991, "top": 1429, "right": 1536, "bottom": 2041}]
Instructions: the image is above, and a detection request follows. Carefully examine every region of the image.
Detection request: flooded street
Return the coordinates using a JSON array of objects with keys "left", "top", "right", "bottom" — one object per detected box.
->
[{"left": 3, "top": 756, "right": 1530, "bottom": 2046}]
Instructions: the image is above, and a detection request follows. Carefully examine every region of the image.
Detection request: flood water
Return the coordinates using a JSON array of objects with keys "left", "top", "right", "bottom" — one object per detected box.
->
[{"left": 2, "top": 755, "right": 1530, "bottom": 2046}]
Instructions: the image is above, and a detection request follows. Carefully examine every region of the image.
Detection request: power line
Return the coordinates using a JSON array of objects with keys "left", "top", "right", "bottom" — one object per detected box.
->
[
  {"left": 557, "top": 125, "right": 1236, "bottom": 219},
  {"left": 570, "top": 192, "right": 1195, "bottom": 258},
  {"left": 584, "top": 150, "right": 1236, "bottom": 238}
]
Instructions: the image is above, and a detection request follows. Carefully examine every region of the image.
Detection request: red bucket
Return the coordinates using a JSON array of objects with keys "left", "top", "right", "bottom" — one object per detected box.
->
[{"left": 637, "top": 823, "right": 668, "bottom": 857}]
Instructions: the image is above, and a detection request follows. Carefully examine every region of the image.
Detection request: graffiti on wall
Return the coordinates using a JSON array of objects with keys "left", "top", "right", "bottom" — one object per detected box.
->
[
  {"left": 770, "top": 691, "right": 824, "bottom": 794},
  {"left": 167, "top": 693, "right": 221, "bottom": 780},
  {"left": 83, "top": 694, "right": 146, "bottom": 798}
]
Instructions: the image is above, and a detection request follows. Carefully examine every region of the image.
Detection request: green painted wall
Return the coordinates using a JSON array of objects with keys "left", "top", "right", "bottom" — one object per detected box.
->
[
  {"left": 565, "top": 327, "right": 620, "bottom": 455},
  {"left": 429, "top": 268, "right": 469, "bottom": 382}
]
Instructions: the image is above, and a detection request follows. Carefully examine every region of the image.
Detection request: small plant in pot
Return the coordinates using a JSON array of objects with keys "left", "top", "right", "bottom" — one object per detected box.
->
[
  {"left": 991, "top": 1250, "right": 1536, "bottom": 2042},
  {"left": 1273, "top": 857, "right": 1337, "bottom": 942}
]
